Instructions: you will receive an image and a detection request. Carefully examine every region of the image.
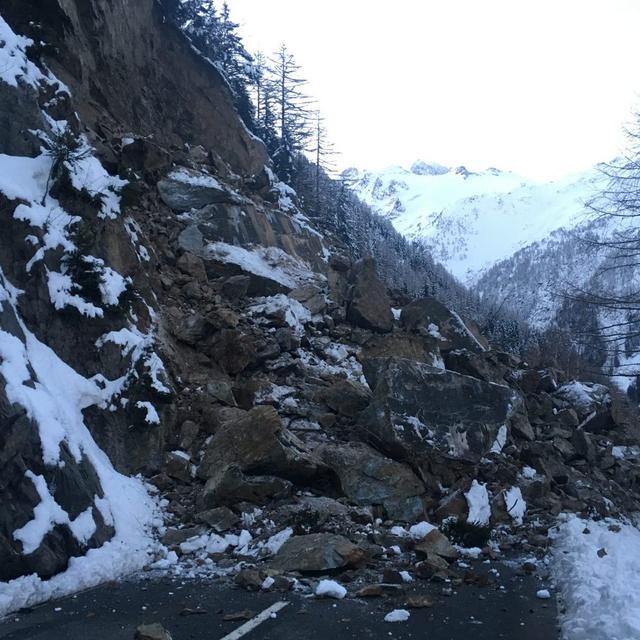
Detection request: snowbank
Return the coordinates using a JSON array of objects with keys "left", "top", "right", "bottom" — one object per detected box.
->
[{"left": 551, "top": 515, "right": 640, "bottom": 640}]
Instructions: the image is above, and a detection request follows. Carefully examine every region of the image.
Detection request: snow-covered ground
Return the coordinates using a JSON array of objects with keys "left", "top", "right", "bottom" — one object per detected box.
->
[
  {"left": 551, "top": 515, "right": 640, "bottom": 640},
  {"left": 347, "top": 161, "right": 604, "bottom": 284}
]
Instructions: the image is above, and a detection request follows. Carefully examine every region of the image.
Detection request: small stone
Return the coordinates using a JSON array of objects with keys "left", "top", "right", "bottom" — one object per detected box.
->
[
  {"left": 234, "top": 569, "right": 263, "bottom": 591},
  {"left": 134, "top": 623, "right": 173, "bottom": 640},
  {"left": 356, "top": 585, "right": 385, "bottom": 598},
  {"left": 406, "top": 595, "right": 433, "bottom": 608},
  {"left": 382, "top": 568, "right": 404, "bottom": 584},
  {"left": 222, "top": 610, "right": 254, "bottom": 622},
  {"left": 414, "top": 530, "right": 458, "bottom": 560}
]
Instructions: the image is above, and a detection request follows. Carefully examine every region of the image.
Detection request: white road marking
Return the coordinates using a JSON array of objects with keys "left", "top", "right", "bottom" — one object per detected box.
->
[{"left": 219, "top": 601, "right": 289, "bottom": 640}]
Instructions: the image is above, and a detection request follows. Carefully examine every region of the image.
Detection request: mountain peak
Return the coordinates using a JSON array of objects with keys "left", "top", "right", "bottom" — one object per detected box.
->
[{"left": 410, "top": 160, "right": 450, "bottom": 176}]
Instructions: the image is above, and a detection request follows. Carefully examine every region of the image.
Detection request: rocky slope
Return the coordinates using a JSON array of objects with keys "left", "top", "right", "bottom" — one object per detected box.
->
[{"left": 1, "top": 1, "right": 640, "bottom": 618}]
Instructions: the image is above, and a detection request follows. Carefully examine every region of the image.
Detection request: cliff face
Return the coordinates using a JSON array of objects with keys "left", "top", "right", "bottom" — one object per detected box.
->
[
  {"left": 1, "top": 0, "right": 640, "bottom": 620},
  {"left": 0, "top": 0, "right": 268, "bottom": 176}
]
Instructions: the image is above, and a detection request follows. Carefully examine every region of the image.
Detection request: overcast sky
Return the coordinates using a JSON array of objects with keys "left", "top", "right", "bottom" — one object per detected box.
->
[{"left": 225, "top": 0, "right": 640, "bottom": 180}]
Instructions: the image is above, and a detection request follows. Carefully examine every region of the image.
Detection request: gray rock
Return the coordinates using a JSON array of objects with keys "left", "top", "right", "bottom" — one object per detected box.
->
[
  {"left": 164, "top": 452, "right": 193, "bottom": 483},
  {"left": 202, "top": 466, "right": 292, "bottom": 507},
  {"left": 400, "top": 297, "right": 488, "bottom": 353},
  {"left": 316, "top": 442, "right": 426, "bottom": 522},
  {"left": 197, "top": 406, "right": 330, "bottom": 486},
  {"left": 346, "top": 258, "right": 394, "bottom": 333},
  {"left": 320, "top": 380, "right": 372, "bottom": 418},
  {"left": 158, "top": 168, "right": 234, "bottom": 211},
  {"left": 195, "top": 506, "right": 239, "bottom": 532},
  {"left": 359, "top": 357, "right": 525, "bottom": 463},
  {"left": 414, "top": 530, "right": 458, "bottom": 560},
  {"left": 270, "top": 533, "right": 367, "bottom": 572},
  {"left": 135, "top": 623, "right": 173, "bottom": 640},
  {"left": 221, "top": 275, "right": 251, "bottom": 300}
]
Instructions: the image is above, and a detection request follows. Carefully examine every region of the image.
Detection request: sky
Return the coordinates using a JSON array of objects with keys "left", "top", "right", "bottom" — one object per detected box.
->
[{"left": 225, "top": 0, "right": 640, "bottom": 180}]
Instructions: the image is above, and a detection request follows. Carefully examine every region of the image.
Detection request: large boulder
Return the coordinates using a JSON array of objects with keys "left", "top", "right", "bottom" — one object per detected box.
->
[
  {"left": 400, "top": 297, "right": 488, "bottom": 353},
  {"left": 359, "top": 357, "right": 528, "bottom": 464},
  {"left": 158, "top": 168, "right": 236, "bottom": 211},
  {"left": 201, "top": 466, "right": 292, "bottom": 508},
  {"left": 270, "top": 533, "right": 367, "bottom": 572},
  {"left": 316, "top": 442, "right": 426, "bottom": 522},
  {"left": 346, "top": 258, "right": 394, "bottom": 333},
  {"left": 197, "top": 406, "right": 335, "bottom": 505}
]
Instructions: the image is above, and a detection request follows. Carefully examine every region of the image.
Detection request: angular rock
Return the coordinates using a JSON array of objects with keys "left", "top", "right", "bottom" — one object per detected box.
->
[
  {"left": 195, "top": 506, "right": 239, "bottom": 532},
  {"left": 316, "top": 442, "right": 426, "bottom": 522},
  {"left": 164, "top": 451, "right": 193, "bottom": 483},
  {"left": 176, "top": 252, "right": 207, "bottom": 282},
  {"left": 515, "top": 368, "right": 560, "bottom": 395},
  {"left": 362, "top": 333, "right": 443, "bottom": 368},
  {"left": 158, "top": 168, "right": 234, "bottom": 211},
  {"left": 443, "top": 349, "right": 510, "bottom": 384},
  {"left": 234, "top": 568, "right": 263, "bottom": 591},
  {"left": 197, "top": 406, "right": 329, "bottom": 485},
  {"left": 202, "top": 466, "right": 292, "bottom": 507},
  {"left": 572, "top": 429, "right": 596, "bottom": 462},
  {"left": 346, "top": 258, "right": 394, "bottom": 333},
  {"left": 320, "top": 380, "right": 372, "bottom": 418},
  {"left": 414, "top": 530, "right": 458, "bottom": 560},
  {"left": 270, "top": 533, "right": 367, "bottom": 572},
  {"left": 135, "top": 623, "right": 173, "bottom": 640},
  {"left": 400, "top": 297, "right": 488, "bottom": 353},
  {"left": 359, "top": 357, "right": 525, "bottom": 463},
  {"left": 413, "top": 556, "right": 450, "bottom": 578},
  {"left": 179, "top": 420, "right": 200, "bottom": 450},
  {"left": 221, "top": 275, "right": 250, "bottom": 300}
]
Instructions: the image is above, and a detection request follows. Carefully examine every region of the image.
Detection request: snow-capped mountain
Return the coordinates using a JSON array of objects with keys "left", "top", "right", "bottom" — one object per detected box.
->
[{"left": 346, "top": 161, "right": 605, "bottom": 284}]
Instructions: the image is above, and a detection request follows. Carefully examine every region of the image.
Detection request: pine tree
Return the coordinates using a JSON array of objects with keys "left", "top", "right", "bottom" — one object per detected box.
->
[
  {"left": 270, "top": 45, "right": 313, "bottom": 182},
  {"left": 311, "top": 111, "right": 337, "bottom": 213}
]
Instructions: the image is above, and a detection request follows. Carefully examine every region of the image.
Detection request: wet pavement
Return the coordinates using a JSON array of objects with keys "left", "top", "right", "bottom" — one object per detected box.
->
[{"left": 0, "top": 558, "right": 559, "bottom": 640}]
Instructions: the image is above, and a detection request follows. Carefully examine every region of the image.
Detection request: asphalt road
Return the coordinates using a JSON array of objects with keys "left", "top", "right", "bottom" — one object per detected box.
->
[{"left": 0, "top": 559, "right": 559, "bottom": 640}]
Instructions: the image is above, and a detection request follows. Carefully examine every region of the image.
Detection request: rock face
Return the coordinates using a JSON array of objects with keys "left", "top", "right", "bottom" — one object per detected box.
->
[
  {"left": 359, "top": 357, "right": 524, "bottom": 463},
  {"left": 346, "top": 258, "right": 394, "bottom": 332},
  {"left": 0, "top": 0, "right": 268, "bottom": 176}
]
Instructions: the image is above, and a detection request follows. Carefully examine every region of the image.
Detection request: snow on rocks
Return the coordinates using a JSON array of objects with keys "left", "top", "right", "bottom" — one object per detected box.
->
[
  {"left": 249, "top": 294, "right": 312, "bottom": 337},
  {"left": 315, "top": 579, "right": 347, "bottom": 599},
  {"left": 504, "top": 486, "right": 526, "bottom": 525},
  {"left": 0, "top": 268, "right": 163, "bottom": 617},
  {"left": 384, "top": 609, "right": 410, "bottom": 622},
  {"left": 205, "top": 242, "right": 320, "bottom": 290},
  {"left": 490, "top": 424, "right": 508, "bottom": 454},
  {"left": 536, "top": 589, "right": 551, "bottom": 600},
  {"left": 551, "top": 515, "right": 640, "bottom": 640},
  {"left": 0, "top": 15, "right": 50, "bottom": 88},
  {"left": 409, "top": 521, "right": 438, "bottom": 539},
  {"left": 465, "top": 480, "right": 491, "bottom": 525}
]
